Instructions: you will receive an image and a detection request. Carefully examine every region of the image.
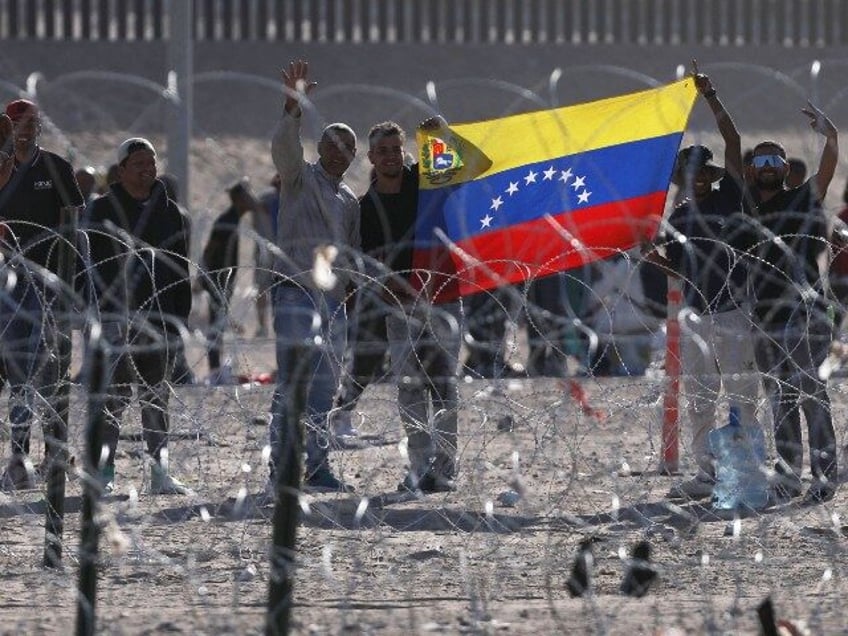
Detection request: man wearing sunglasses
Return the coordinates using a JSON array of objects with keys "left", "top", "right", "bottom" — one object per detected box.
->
[
  {"left": 647, "top": 66, "right": 762, "bottom": 501},
  {"left": 734, "top": 103, "right": 839, "bottom": 503}
]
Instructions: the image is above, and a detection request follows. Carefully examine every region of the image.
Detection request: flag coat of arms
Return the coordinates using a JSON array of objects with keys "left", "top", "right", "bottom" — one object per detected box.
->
[{"left": 413, "top": 78, "right": 698, "bottom": 301}]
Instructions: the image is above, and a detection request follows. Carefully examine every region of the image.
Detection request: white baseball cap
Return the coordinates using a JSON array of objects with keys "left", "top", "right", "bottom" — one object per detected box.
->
[{"left": 117, "top": 137, "right": 156, "bottom": 165}]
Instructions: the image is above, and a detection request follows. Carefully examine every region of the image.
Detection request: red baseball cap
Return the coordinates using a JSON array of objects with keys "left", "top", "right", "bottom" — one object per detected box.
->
[{"left": 5, "top": 99, "right": 39, "bottom": 122}]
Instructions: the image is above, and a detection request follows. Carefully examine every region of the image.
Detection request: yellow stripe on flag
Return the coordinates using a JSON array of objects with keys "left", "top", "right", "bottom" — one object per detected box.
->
[{"left": 418, "top": 78, "right": 697, "bottom": 189}]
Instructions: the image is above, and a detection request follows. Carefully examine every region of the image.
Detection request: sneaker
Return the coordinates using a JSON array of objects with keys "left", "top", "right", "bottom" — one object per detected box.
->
[
  {"left": 99, "top": 465, "right": 116, "bottom": 494},
  {"left": 803, "top": 479, "right": 836, "bottom": 504},
  {"left": 425, "top": 473, "right": 457, "bottom": 493},
  {"left": 150, "top": 463, "right": 194, "bottom": 495},
  {"left": 1, "top": 455, "right": 35, "bottom": 491},
  {"left": 304, "top": 466, "right": 354, "bottom": 493},
  {"left": 397, "top": 471, "right": 456, "bottom": 494},
  {"left": 330, "top": 410, "right": 360, "bottom": 439},
  {"left": 667, "top": 474, "right": 715, "bottom": 500},
  {"left": 770, "top": 466, "right": 803, "bottom": 502}
]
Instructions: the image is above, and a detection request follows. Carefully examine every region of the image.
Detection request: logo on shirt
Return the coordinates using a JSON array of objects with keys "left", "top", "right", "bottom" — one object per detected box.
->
[{"left": 34, "top": 179, "right": 53, "bottom": 190}]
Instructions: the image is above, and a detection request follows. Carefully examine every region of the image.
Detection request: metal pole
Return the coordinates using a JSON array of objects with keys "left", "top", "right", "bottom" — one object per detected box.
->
[
  {"left": 660, "top": 279, "right": 682, "bottom": 475},
  {"left": 75, "top": 334, "right": 106, "bottom": 636},
  {"left": 266, "top": 346, "right": 308, "bottom": 635},
  {"left": 43, "top": 206, "right": 78, "bottom": 567},
  {"left": 167, "top": 1, "right": 193, "bottom": 205}
]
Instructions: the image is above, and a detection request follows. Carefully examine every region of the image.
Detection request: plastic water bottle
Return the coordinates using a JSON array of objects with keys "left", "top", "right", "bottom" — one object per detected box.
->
[{"left": 709, "top": 406, "right": 769, "bottom": 511}]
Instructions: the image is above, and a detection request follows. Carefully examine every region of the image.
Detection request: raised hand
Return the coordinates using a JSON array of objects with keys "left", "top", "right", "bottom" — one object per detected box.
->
[
  {"left": 418, "top": 115, "right": 448, "bottom": 132},
  {"left": 281, "top": 60, "right": 318, "bottom": 115},
  {"left": 691, "top": 59, "right": 714, "bottom": 96},
  {"left": 802, "top": 101, "right": 837, "bottom": 138}
]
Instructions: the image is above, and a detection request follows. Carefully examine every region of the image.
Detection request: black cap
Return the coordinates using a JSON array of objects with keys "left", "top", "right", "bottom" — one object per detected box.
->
[{"left": 672, "top": 144, "right": 724, "bottom": 186}]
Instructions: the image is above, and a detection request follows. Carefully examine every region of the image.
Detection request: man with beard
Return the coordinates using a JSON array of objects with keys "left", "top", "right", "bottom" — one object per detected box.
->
[
  {"left": 85, "top": 137, "right": 193, "bottom": 495},
  {"left": 266, "top": 60, "right": 360, "bottom": 493},
  {"left": 734, "top": 103, "right": 839, "bottom": 503},
  {"left": 0, "top": 100, "right": 84, "bottom": 490},
  {"left": 645, "top": 67, "right": 762, "bottom": 500},
  {"left": 360, "top": 120, "right": 462, "bottom": 493}
]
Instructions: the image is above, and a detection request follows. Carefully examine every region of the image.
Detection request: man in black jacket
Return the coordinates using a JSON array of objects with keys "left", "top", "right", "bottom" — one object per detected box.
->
[
  {"left": 360, "top": 120, "right": 462, "bottom": 493},
  {"left": 198, "top": 179, "right": 258, "bottom": 382},
  {"left": 85, "top": 137, "right": 192, "bottom": 495},
  {"left": 0, "top": 100, "right": 84, "bottom": 490},
  {"left": 736, "top": 105, "right": 839, "bottom": 503}
]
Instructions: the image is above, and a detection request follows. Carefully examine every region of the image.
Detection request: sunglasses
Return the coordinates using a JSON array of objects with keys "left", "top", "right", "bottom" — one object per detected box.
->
[{"left": 752, "top": 154, "right": 787, "bottom": 169}]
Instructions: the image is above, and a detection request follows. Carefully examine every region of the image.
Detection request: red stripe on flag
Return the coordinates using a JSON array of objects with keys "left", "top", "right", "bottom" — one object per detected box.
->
[{"left": 412, "top": 191, "right": 667, "bottom": 302}]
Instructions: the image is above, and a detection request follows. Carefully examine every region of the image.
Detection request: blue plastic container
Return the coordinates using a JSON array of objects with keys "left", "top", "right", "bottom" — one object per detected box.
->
[{"left": 709, "top": 406, "right": 769, "bottom": 511}]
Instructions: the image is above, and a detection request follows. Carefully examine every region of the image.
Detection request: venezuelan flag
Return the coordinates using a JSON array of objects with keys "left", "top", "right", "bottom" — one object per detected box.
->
[{"left": 414, "top": 78, "right": 698, "bottom": 301}]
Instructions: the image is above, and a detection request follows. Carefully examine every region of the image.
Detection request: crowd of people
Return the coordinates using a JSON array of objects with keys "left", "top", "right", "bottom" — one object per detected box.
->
[
  {"left": 646, "top": 62, "right": 841, "bottom": 504},
  {"left": 0, "top": 58, "right": 844, "bottom": 506}
]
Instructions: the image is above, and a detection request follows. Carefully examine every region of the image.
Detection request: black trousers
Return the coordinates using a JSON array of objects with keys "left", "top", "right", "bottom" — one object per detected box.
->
[
  {"left": 96, "top": 326, "right": 181, "bottom": 467},
  {"left": 755, "top": 313, "right": 837, "bottom": 482}
]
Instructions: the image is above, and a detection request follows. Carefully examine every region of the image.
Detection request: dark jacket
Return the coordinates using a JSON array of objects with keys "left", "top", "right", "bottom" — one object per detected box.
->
[{"left": 85, "top": 180, "right": 191, "bottom": 335}]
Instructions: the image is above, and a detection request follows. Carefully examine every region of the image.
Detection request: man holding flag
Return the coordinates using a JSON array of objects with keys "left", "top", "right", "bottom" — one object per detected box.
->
[
  {"left": 410, "top": 74, "right": 698, "bottom": 490},
  {"left": 644, "top": 64, "right": 762, "bottom": 500},
  {"left": 360, "top": 120, "right": 462, "bottom": 494},
  {"left": 414, "top": 77, "right": 697, "bottom": 297}
]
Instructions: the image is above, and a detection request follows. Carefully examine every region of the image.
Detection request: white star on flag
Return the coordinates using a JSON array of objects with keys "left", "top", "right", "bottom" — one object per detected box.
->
[{"left": 481, "top": 163, "right": 593, "bottom": 230}]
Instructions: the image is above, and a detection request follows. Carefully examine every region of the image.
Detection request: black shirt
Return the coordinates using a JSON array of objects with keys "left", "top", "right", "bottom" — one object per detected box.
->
[
  {"left": 0, "top": 147, "right": 84, "bottom": 276},
  {"left": 360, "top": 164, "right": 461, "bottom": 302},
  {"left": 202, "top": 206, "right": 241, "bottom": 295},
  {"left": 86, "top": 180, "right": 191, "bottom": 334},
  {"left": 734, "top": 181, "right": 829, "bottom": 326},
  {"left": 664, "top": 174, "right": 746, "bottom": 313},
  {"left": 359, "top": 165, "right": 418, "bottom": 275}
]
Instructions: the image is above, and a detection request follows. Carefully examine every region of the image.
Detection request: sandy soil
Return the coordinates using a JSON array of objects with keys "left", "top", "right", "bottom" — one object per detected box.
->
[
  {"left": 1, "top": 361, "right": 847, "bottom": 634},
  {"left": 1, "top": 123, "right": 847, "bottom": 633}
]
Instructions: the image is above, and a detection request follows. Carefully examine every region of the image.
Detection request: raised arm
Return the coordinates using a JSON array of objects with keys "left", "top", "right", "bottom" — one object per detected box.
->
[
  {"left": 281, "top": 59, "right": 316, "bottom": 118},
  {"left": 803, "top": 101, "right": 839, "bottom": 199},
  {"left": 692, "top": 61, "right": 741, "bottom": 182},
  {"left": 270, "top": 60, "right": 318, "bottom": 185}
]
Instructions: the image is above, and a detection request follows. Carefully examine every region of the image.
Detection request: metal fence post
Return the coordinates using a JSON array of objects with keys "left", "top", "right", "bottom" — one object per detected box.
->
[{"left": 167, "top": 1, "right": 193, "bottom": 205}]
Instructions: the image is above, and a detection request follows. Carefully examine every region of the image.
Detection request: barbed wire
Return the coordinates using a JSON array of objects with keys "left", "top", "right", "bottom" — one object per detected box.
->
[{"left": 1, "top": 68, "right": 847, "bottom": 633}]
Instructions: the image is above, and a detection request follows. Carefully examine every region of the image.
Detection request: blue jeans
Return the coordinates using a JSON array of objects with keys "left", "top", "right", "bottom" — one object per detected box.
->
[
  {"left": 269, "top": 285, "right": 346, "bottom": 475},
  {"left": 0, "top": 280, "right": 64, "bottom": 456}
]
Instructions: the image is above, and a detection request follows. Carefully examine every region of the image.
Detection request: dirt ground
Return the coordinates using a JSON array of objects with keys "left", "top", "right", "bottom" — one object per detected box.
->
[
  {"left": 2, "top": 120, "right": 848, "bottom": 633},
  {"left": 1, "top": 352, "right": 847, "bottom": 634}
]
